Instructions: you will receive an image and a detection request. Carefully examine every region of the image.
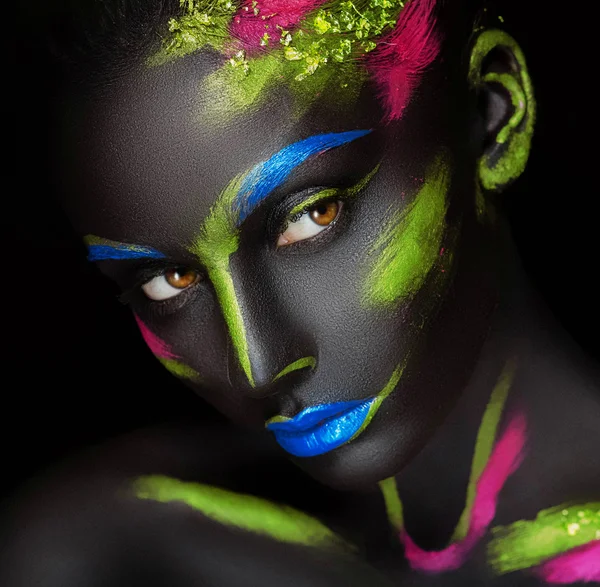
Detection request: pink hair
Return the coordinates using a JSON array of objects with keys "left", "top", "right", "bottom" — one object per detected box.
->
[
  {"left": 229, "top": 0, "right": 326, "bottom": 55},
  {"left": 533, "top": 540, "right": 600, "bottom": 584},
  {"left": 401, "top": 411, "right": 527, "bottom": 572},
  {"left": 134, "top": 314, "right": 177, "bottom": 360},
  {"left": 367, "top": 0, "right": 441, "bottom": 122}
]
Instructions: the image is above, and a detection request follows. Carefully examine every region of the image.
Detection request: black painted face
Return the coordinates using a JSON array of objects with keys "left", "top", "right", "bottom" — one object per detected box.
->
[{"left": 58, "top": 42, "right": 499, "bottom": 489}]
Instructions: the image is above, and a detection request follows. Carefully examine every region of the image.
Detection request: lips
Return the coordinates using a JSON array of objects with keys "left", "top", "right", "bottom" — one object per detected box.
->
[{"left": 266, "top": 398, "right": 376, "bottom": 457}]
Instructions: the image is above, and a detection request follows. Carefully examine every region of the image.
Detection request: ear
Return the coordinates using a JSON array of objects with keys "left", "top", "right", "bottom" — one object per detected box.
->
[{"left": 469, "top": 30, "right": 536, "bottom": 193}]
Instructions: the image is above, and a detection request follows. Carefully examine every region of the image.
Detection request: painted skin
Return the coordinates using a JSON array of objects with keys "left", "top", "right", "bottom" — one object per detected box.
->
[{"left": 59, "top": 28, "right": 496, "bottom": 489}]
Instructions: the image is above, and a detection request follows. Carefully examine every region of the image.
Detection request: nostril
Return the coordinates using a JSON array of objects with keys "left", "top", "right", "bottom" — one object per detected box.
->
[{"left": 272, "top": 356, "right": 317, "bottom": 384}]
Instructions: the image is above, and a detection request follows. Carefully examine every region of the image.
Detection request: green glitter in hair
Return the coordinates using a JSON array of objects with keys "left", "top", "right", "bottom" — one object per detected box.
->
[
  {"left": 363, "top": 153, "right": 450, "bottom": 307},
  {"left": 133, "top": 475, "right": 352, "bottom": 550},
  {"left": 488, "top": 502, "right": 600, "bottom": 574},
  {"left": 148, "top": 0, "right": 237, "bottom": 66},
  {"left": 469, "top": 30, "right": 536, "bottom": 191}
]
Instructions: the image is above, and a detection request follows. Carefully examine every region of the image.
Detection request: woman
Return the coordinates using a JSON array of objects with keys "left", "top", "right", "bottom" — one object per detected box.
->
[{"left": 5, "top": 0, "right": 599, "bottom": 585}]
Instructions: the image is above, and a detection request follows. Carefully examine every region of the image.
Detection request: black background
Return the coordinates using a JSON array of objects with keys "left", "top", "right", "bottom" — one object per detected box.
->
[{"left": 5, "top": 1, "right": 599, "bottom": 497}]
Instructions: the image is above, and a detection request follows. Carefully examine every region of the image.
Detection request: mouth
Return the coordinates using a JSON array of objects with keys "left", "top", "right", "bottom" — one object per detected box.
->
[{"left": 265, "top": 365, "right": 404, "bottom": 458}]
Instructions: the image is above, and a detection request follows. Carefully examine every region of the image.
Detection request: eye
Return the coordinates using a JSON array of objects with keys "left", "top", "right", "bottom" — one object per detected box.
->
[
  {"left": 141, "top": 268, "right": 201, "bottom": 301},
  {"left": 277, "top": 200, "right": 342, "bottom": 247}
]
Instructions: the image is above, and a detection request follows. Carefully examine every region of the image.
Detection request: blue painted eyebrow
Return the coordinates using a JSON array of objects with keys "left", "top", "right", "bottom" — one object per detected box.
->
[
  {"left": 234, "top": 129, "right": 372, "bottom": 224},
  {"left": 84, "top": 236, "right": 166, "bottom": 262}
]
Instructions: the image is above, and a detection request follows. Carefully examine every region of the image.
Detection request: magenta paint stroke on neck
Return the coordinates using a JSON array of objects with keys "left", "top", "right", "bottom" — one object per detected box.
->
[
  {"left": 533, "top": 540, "right": 600, "bottom": 584},
  {"left": 134, "top": 314, "right": 177, "bottom": 360},
  {"left": 400, "top": 411, "right": 527, "bottom": 573}
]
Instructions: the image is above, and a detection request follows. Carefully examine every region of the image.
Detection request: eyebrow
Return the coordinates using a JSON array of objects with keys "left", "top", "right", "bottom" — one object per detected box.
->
[
  {"left": 234, "top": 129, "right": 372, "bottom": 224},
  {"left": 84, "top": 235, "right": 166, "bottom": 262}
]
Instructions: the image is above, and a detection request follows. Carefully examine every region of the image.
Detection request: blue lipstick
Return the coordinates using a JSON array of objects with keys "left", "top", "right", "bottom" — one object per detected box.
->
[{"left": 266, "top": 398, "right": 376, "bottom": 457}]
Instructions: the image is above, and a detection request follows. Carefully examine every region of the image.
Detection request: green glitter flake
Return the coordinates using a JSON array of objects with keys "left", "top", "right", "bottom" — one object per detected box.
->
[
  {"left": 363, "top": 153, "right": 450, "bottom": 307},
  {"left": 469, "top": 30, "right": 536, "bottom": 192},
  {"left": 488, "top": 502, "right": 600, "bottom": 574},
  {"left": 133, "top": 475, "right": 352, "bottom": 550},
  {"left": 148, "top": 0, "right": 237, "bottom": 66}
]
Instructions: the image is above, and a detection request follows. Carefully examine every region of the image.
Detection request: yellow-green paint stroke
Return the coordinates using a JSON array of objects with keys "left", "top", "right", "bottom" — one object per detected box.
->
[
  {"left": 133, "top": 475, "right": 351, "bottom": 551},
  {"left": 379, "top": 477, "right": 404, "bottom": 532},
  {"left": 273, "top": 357, "right": 317, "bottom": 383},
  {"left": 363, "top": 154, "right": 450, "bottom": 307},
  {"left": 189, "top": 173, "right": 255, "bottom": 386},
  {"left": 158, "top": 357, "right": 201, "bottom": 381},
  {"left": 488, "top": 502, "right": 600, "bottom": 574},
  {"left": 451, "top": 360, "right": 516, "bottom": 542}
]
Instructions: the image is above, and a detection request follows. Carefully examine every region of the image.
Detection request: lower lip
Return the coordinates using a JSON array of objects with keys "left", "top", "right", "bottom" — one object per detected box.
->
[{"left": 266, "top": 398, "right": 376, "bottom": 457}]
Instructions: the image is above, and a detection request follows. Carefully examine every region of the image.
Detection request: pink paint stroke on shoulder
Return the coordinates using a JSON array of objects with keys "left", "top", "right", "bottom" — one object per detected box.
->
[
  {"left": 134, "top": 314, "right": 177, "bottom": 360},
  {"left": 367, "top": 0, "right": 441, "bottom": 123},
  {"left": 229, "top": 0, "right": 326, "bottom": 55},
  {"left": 533, "top": 540, "right": 600, "bottom": 584},
  {"left": 401, "top": 411, "right": 528, "bottom": 573}
]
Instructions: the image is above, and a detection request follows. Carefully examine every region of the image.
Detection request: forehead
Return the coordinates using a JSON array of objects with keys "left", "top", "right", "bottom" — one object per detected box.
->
[{"left": 59, "top": 52, "right": 383, "bottom": 248}]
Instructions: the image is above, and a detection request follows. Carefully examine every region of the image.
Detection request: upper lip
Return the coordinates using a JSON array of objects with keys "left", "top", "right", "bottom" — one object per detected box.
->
[{"left": 265, "top": 398, "right": 374, "bottom": 433}]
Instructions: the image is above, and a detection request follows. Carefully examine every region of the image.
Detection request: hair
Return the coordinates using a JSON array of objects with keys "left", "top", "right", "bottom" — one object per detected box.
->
[{"left": 48, "top": 0, "right": 491, "bottom": 123}]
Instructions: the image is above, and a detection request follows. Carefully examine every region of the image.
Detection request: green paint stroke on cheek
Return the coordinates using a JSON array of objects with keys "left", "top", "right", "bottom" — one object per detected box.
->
[
  {"left": 363, "top": 154, "right": 450, "bottom": 307},
  {"left": 469, "top": 30, "right": 536, "bottom": 191},
  {"left": 189, "top": 174, "right": 255, "bottom": 387},
  {"left": 133, "top": 475, "right": 352, "bottom": 551},
  {"left": 158, "top": 357, "right": 201, "bottom": 381},
  {"left": 488, "top": 502, "right": 600, "bottom": 574}
]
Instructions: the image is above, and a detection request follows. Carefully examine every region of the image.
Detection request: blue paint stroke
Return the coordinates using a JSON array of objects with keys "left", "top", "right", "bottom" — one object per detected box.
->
[
  {"left": 87, "top": 244, "right": 165, "bottom": 262},
  {"left": 266, "top": 398, "right": 375, "bottom": 458},
  {"left": 234, "top": 129, "right": 372, "bottom": 224}
]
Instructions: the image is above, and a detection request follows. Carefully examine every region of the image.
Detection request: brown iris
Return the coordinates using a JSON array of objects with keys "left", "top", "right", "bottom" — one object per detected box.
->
[
  {"left": 309, "top": 201, "right": 340, "bottom": 226},
  {"left": 164, "top": 268, "right": 200, "bottom": 289}
]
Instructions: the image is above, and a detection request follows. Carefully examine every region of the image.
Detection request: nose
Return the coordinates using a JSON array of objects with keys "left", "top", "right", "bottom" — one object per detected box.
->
[{"left": 219, "top": 262, "right": 316, "bottom": 394}]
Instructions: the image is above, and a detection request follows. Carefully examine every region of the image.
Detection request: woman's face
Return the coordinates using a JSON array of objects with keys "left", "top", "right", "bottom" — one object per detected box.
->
[{"left": 59, "top": 37, "right": 500, "bottom": 488}]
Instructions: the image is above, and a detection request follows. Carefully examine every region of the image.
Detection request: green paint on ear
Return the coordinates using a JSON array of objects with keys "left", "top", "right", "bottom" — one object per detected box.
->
[
  {"left": 133, "top": 475, "right": 352, "bottom": 551},
  {"left": 488, "top": 502, "right": 600, "bottom": 574},
  {"left": 189, "top": 173, "right": 255, "bottom": 387},
  {"left": 158, "top": 358, "right": 201, "bottom": 381},
  {"left": 469, "top": 30, "right": 536, "bottom": 192},
  {"left": 272, "top": 357, "right": 317, "bottom": 383},
  {"left": 363, "top": 154, "right": 450, "bottom": 307}
]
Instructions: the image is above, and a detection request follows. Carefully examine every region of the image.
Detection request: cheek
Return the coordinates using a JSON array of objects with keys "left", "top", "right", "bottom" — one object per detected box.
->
[{"left": 134, "top": 314, "right": 201, "bottom": 382}]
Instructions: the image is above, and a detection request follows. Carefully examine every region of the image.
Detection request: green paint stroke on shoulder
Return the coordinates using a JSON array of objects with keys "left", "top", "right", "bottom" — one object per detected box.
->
[
  {"left": 488, "top": 502, "right": 600, "bottom": 575},
  {"left": 189, "top": 173, "right": 255, "bottom": 386},
  {"left": 363, "top": 154, "right": 450, "bottom": 307},
  {"left": 133, "top": 475, "right": 352, "bottom": 551}
]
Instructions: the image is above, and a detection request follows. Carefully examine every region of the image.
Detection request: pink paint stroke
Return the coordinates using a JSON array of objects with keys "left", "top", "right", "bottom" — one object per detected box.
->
[
  {"left": 400, "top": 411, "right": 527, "bottom": 573},
  {"left": 367, "top": 0, "right": 441, "bottom": 122},
  {"left": 229, "top": 0, "right": 326, "bottom": 55},
  {"left": 533, "top": 540, "right": 600, "bottom": 584},
  {"left": 134, "top": 314, "right": 177, "bottom": 360}
]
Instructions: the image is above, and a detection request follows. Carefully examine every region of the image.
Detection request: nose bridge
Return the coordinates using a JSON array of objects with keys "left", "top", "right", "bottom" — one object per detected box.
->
[{"left": 215, "top": 259, "right": 314, "bottom": 391}]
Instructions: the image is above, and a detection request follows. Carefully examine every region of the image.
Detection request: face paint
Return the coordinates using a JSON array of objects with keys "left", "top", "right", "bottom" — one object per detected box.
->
[
  {"left": 189, "top": 130, "right": 372, "bottom": 386},
  {"left": 488, "top": 502, "right": 600, "bottom": 576},
  {"left": 134, "top": 315, "right": 200, "bottom": 381},
  {"left": 363, "top": 153, "right": 450, "bottom": 307},
  {"left": 468, "top": 30, "right": 536, "bottom": 191},
  {"left": 532, "top": 541, "right": 600, "bottom": 584},
  {"left": 377, "top": 362, "right": 527, "bottom": 573},
  {"left": 266, "top": 364, "right": 404, "bottom": 457},
  {"left": 272, "top": 356, "right": 316, "bottom": 383},
  {"left": 84, "top": 235, "right": 165, "bottom": 262},
  {"left": 133, "top": 474, "right": 352, "bottom": 551}
]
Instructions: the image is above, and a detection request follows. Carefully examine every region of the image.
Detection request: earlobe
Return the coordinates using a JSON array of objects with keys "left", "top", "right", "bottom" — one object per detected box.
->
[{"left": 469, "top": 30, "right": 536, "bottom": 193}]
